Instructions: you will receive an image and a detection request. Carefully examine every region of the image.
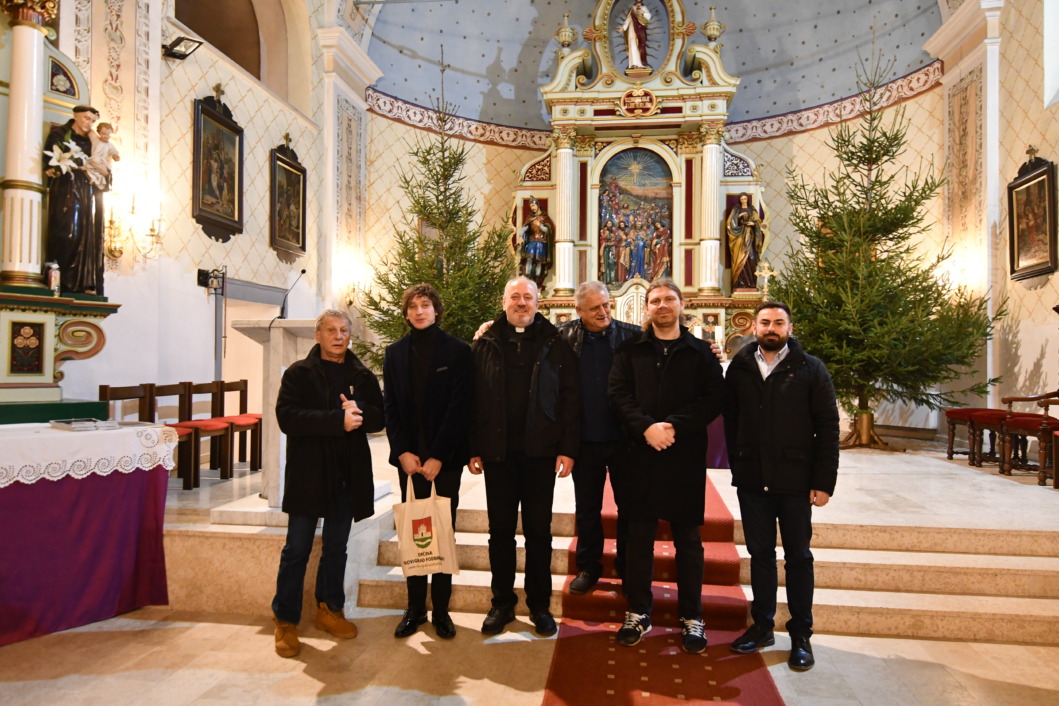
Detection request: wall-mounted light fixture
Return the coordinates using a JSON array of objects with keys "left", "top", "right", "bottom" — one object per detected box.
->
[
  {"left": 104, "top": 201, "right": 162, "bottom": 261},
  {"left": 162, "top": 36, "right": 204, "bottom": 60},
  {"left": 206, "top": 266, "right": 226, "bottom": 295}
]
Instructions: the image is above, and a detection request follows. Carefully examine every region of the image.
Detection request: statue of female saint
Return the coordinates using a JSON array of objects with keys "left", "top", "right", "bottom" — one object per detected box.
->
[
  {"left": 726, "top": 193, "right": 766, "bottom": 291},
  {"left": 621, "top": 0, "right": 652, "bottom": 71},
  {"left": 518, "top": 197, "right": 554, "bottom": 289}
]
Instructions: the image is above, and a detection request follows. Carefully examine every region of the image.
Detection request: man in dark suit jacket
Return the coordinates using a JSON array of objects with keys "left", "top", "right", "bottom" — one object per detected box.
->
[{"left": 383, "top": 283, "right": 473, "bottom": 640}]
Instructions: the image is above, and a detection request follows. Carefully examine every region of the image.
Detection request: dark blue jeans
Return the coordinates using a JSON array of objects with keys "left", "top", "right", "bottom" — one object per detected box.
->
[
  {"left": 573, "top": 441, "right": 627, "bottom": 580},
  {"left": 272, "top": 495, "right": 354, "bottom": 625},
  {"left": 737, "top": 487, "right": 815, "bottom": 638}
]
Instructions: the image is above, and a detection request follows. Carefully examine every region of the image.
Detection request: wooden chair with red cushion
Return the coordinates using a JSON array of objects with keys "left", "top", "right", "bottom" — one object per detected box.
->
[
  {"left": 993, "top": 391, "right": 1059, "bottom": 484},
  {"left": 98, "top": 384, "right": 153, "bottom": 423},
  {"left": 945, "top": 407, "right": 997, "bottom": 464},
  {"left": 167, "top": 381, "right": 234, "bottom": 482},
  {"left": 213, "top": 379, "right": 261, "bottom": 472},
  {"left": 967, "top": 409, "right": 1035, "bottom": 468},
  {"left": 143, "top": 382, "right": 201, "bottom": 490}
]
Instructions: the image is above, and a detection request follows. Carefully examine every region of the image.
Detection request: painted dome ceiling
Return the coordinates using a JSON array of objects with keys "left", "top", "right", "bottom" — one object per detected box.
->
[{"left": 366, "top": 0, "right": 941, "bottom": 131}]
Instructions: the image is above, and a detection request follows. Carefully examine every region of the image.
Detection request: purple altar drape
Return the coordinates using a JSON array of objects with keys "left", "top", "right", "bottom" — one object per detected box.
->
[{"left": 707, "top": 416, "right": 729, "bottom": 469}]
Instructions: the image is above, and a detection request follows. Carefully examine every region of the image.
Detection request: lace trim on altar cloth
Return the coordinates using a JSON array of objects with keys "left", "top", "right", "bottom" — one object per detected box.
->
[{"left": 0, "top": 426, "right": 178, "bottom": 488}]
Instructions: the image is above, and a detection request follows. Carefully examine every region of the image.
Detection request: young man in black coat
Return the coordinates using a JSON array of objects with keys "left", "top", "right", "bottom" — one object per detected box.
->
[
  {"left": 271, "top": 309, "right": 384, "bottom": 658},
  {"left": 723, "top": 301, "right": 839, "bottom": 671},
  {"left": 469, "top": 276, "right": 581, "bottom": 637},
  {"left": 608, "top": 278, "right": 724, "bottom": 654},
  {"left": 383, "top": 283, "right": 472, "bottom": 639}
]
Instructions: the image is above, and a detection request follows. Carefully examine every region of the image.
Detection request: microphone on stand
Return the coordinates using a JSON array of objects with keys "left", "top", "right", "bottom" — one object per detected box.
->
[{"left": 269, "top": 268, "right": 306, "bottom": 330}]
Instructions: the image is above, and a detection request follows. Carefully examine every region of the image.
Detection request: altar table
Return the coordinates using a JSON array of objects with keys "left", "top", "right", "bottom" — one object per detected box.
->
[{"left": 0, "top": 423, "right": 177, "bottom": 646}]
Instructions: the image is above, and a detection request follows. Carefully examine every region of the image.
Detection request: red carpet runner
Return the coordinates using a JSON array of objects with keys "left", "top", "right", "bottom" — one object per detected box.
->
[{"left": 542, "top": 477, "right": 783, "bottom": 705}]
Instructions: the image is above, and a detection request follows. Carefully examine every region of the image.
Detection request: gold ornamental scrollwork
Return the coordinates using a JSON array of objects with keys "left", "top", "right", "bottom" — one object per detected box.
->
[
  {"left": 699, "top": 121, "right": 725, "bottom": 145},
  {"left": 1, "top": 0, "right": 57, "bottom": 25},
  {"left": 674, "top": 20, "right": 697, "bottom": 38},
  {"left": 678, "top": 131, "right": 702, "bottom": 154},
  {"left": 574, "top": 135, "right": 595, "bottom": 157},
  {"left": 618, "top": 86, "right": 659, "bottom": 118},
  {"left": 583, "top": 25, "right": 605, "bottom": 42},
  {"left": 552, "top": 127, "right": 577, "bottom": 150}
]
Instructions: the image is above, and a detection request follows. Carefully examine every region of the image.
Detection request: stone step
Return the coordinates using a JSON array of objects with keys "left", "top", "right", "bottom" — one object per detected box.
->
[
  {"left": 782, "top": 585, "right": 1059, "bottom": 646},
  {"left": 736, "top": 546, "right": 1059, "bottom": 599}
]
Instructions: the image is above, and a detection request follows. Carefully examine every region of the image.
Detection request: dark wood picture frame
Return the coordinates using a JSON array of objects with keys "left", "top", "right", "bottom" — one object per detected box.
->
[
  {"left": 192, "top": 98, "right": 244, "bottom": 241},
  {"left": 1008, "top": 156, "right": 1057, "bottom": 281},
  {"left": 269, "top": 147, "right": 307, "bottom": 256}
]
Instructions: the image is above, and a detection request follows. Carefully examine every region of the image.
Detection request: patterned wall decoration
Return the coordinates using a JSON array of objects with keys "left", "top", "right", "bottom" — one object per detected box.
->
[
  {"left": 73, "top": 0, "right": 91, "bottom": 75},
  {"left": 726, "top": 62, "right": 943, "bottom": 144},
  {"left": 134, "top": 0, "right": 151, "bottom": 191},
  {"left": 9, "top": 322, "right": 44, "bottom": 375},
  {"left": 103, "top": 0, "right": 125, "bottom": 134},
  {"left": 947, "top": 67, "right": 982, "bottom": 240},
  {"left": 336, "top": 95, "right": 365, "bottom": 250},
  {"left": 524, "top": 154, "right": 552, "bottom": 182},
  {"left": 723, "top": 148, "right": 753, "bottom": 178}
]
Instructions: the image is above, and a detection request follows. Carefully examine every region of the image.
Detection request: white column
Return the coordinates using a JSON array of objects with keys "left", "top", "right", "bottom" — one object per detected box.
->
[
  {"left": 982, "top": 6, "right": 1002, "bottom": 409},
  {"left": 1, "top": 9, "right": 50, "bottom": 288},
  {"left": 698, "top": 122, "right": 724, "bottom": 294},
  {"left": 552, "top": 128, "right": 577, "bottom": 296}
]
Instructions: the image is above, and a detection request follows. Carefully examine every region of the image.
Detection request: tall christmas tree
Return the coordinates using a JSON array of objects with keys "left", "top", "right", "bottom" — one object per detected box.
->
[
  {"left": 352, "top": 99, "right": 514, "bottom": 369},
  {"left": 773, "top": 55, "right": 1003, "bottom": 449}
]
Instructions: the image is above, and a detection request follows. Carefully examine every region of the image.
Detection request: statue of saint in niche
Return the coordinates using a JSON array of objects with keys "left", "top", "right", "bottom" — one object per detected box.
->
[
  {"left": 621, "top": 0, "right": 652, "bottom": 71},
  {"left": 517, "top": 197, "right": 554, "bottom": 289},
  {"left": 726, "top": 193, "right": 767, "bottom": 290}
]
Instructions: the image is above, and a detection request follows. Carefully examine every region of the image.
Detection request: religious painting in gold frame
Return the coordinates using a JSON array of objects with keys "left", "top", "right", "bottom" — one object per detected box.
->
[{"left": 1008, "top": 156, "right": 1057, "bottom": 281}]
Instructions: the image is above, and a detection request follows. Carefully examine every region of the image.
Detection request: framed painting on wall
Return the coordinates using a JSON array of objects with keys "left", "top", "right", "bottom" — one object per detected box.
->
[
  {"left": 192, "top": 98, "right": 244, "bottom": 241},
  {"left": 270, "top": 146, "right": 307, "bottom": 256},
  {"left": 1008, "top": 155, "right": 1057, "bottom": 281}
]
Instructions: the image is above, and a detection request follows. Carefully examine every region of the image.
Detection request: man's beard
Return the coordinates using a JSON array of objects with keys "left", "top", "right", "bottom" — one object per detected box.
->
[{"left": 757, "top": 333, "right": 787, "bottom": 352}]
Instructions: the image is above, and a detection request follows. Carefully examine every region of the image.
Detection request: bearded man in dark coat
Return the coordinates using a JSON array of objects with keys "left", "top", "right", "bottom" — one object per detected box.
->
[
  {"left": 271, "top": 309, "right": 384, "bottom": 658},
  {"left": 608, "top": 277, "right": 724, "bottom": 654}
]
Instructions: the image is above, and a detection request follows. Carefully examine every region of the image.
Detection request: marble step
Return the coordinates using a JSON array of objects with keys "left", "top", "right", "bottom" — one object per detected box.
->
[
  {"left": 736, "top": 546, "right": 1059, "bottom": 599},
  {"left": 779, "top": 585, "right": 1059, "bottom": 646}
]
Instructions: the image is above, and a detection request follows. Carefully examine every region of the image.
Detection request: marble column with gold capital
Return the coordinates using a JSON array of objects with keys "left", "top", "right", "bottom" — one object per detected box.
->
[
  {"left": 697, "top": 121, "right": 725, "bottom": 295},
  {"left": 551, "top": 127, "right": 577, "bottom": 296},
  {"left": 0, "top": 0, "right": 55, "bottom": 288}
]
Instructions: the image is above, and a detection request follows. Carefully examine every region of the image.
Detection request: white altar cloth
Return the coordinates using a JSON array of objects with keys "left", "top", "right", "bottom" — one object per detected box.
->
[{"left": 0, "top": 423, "right": 178, "bottom": 488}]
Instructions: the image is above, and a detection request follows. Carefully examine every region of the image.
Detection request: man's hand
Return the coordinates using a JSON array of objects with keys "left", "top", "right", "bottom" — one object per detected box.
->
[
  {"left": 343, "top": 408, "right": 363, "bottom": 431},
  {"left": 554, "top": 455, "right": 574, "bottom": 478},
  {"left": 422, "top": 458, "right": 443, "bottom": 481},
  {"left": 472, "top": 321, "right": 492, "bottom": 342},
  {"left": 644, "top": 422, "right": 675, "bottom": 451},
  {"left": 339, "top": 394, "right": 361, "bottom": 413},
  {"left": 468, "top": 456, "right": 484, "bottom": 475},
  {"left": 398, "top": 452, "right": 421, "bottom": 476},
  {"left": 709, "top": 341, "right": 724, "bottom": 362},
  {"left": 810, "top": 489, "right": 830, "bottom": 507}
]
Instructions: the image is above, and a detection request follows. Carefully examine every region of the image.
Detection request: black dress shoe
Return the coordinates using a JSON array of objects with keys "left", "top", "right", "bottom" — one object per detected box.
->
[
  {"left": 568, "top": 571, "right": 599, "bottom": 595},
  {"left": 480, "top": 606, "right": 516, "bottom": 635},
  {"left": 394, "top": 608, "right": 427, "bottom": 638},
  {"left": 432, "top": 611, "right": 457, "bottom": 639},
  {"left": 530, "top": 610, "right": 558, "bottom": 637},
  {"left": 788, "top": 635, "right": 815, "bottom": 671},
  {"left": 731, "top": 623, "right": 775, "bottom": 654}
]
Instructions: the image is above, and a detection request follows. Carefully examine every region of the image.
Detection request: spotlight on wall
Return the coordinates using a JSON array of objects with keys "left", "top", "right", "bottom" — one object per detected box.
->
[{"left": 162, "top": 36, "right": 204, "bottom": 60}]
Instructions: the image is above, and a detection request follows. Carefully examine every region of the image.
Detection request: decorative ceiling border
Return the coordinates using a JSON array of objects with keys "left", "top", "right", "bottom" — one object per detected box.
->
[
  {"left": 726, "top": 61, "right": 943, "bottom": 144},
  {"left": 366, "top": 60, "right": 943, "bottom": 150}
]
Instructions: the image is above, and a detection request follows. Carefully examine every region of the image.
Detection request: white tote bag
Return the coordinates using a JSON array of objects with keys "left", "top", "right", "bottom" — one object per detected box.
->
[{"left": 393, "top": 475, "right": 460, "bottom": 577}]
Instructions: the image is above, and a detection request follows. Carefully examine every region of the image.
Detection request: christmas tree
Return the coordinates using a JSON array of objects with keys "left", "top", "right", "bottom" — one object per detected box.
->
[
  {"left": 352, "top": 101, "right": 514, "bottom": 369},
  {"left": 773, "top": 55, "right": 1003, "bottom": 449}
]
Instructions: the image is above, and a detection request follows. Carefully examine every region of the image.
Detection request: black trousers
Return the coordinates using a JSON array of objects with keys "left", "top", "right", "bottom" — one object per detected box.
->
[
  {"left": 483, "top": 456, "right": 557, "bottom": 613},
  {"left": 272, "top": 494, "right": 353, "bottom": 625},
  {"left": 573, "top": 441, "right": 627, "bottom": 579},
  {"left": 398, "top": 467, "right": 462, "bottom": 613},
  {"left": 624, "top": 518, "right": 704, "bottom": 620},
  {"left": 737, "top": 487, "right": 815, "bottom": 638}
]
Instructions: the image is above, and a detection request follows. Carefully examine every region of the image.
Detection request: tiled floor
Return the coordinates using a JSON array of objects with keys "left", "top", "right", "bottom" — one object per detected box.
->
[{"left": 3, "top": 436, "right": 1058, "bottom": 705}]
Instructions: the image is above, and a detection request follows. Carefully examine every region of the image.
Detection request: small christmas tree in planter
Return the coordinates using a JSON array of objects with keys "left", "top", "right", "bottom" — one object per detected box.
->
[
  {"left": 352, "top": 99, "right": 514, "bottom": 369},
  {"left": 772, "top": 55, "right": 1003, "bottom": 449}
]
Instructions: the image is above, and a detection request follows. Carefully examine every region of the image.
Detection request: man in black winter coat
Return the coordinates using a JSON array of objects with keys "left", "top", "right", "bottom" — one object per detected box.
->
[
  {"left": 469, "top": 276, "right": 581, "bottom": 638},
  {"left": 608, "top": 278, "right": 724, "bottom": 655},
  {"left": 723, "top": 301, "right": 839, "bottom": 672},
  {"left": 271, "top": 309, "right": 384, "bottom": 658}
]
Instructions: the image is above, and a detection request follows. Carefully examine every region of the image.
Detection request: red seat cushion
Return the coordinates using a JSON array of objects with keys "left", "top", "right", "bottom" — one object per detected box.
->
[
  {"left": 1004, "top": 416, "right": 1059, "bottom": 432},
  {"left": 164, "top": 424, "right": 195, "bottom": 438},
  {"left": 171, "top": 419, "right": 230, "bottom": 432},
  {"left": 946, "top": 407, "right": 997, "bottom": 421},
  {"left": 970, "top": 410, "right": 1038, "bottom": 424},
  {"left": 217, "top": 415, "right": 259, "bottom": 425}
]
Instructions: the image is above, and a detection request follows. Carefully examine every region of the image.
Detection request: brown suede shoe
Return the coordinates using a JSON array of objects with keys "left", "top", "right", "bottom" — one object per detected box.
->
[
  {"left": 274, "top": 619, "right": 301, "bottom": 658},
  {"left": 315, "top": 602, "right": 358, "bottom": 639}
]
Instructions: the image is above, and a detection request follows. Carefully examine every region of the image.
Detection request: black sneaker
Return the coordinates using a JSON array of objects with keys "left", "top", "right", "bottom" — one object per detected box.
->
[
  {"left": 530, "top": 610, "right": 558, "bottom": 637},
  {"left": 616, "top": 612, "right": 652, "bottom": 646},
  {"left": 568, "top": 571, "right": 599, "bottom": 595},
  {"left": 394, "top": 608, "right": 427, "bottom": 638},
  {"left": 480, "top": 605, "right": 516, "bottom": 635},
  {"left": 731, "top": 623, "right": 775, "bottom": 654},
  {"left": 679, "top": 617, "right": 707, "bottom": 654}
]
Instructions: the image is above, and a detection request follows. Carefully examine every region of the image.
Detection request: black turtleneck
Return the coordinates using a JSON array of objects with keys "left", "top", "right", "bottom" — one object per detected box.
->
[{"left": 408, "top": 323, "right": 439, "bottom": 457}]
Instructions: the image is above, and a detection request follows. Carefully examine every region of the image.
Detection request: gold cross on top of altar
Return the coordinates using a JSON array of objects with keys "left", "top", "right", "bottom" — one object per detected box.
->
[{"left": 755, "top": 262, "right": 777, "bottom": 296}]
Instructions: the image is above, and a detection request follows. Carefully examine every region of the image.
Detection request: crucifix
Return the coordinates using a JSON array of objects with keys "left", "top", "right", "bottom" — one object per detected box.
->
[
  {"left": 283, "top": 132, "right": 292, "bottom": 150},
  {"left": 755, "top": 261, "right": 776, "bottom": 297},
  {"left": 212, "top": 83, "right": 225, "bottom": 104}
]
